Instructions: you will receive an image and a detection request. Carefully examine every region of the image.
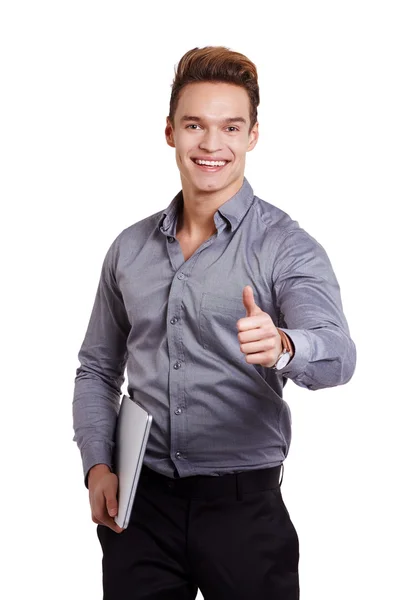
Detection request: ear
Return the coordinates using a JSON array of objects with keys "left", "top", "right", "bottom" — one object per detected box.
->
[
  {"left": 165, "top": 117, "right": 176, "bottom": 148},
  {"left": 247, "top": 122, "right": 259, "bottom": 152}
]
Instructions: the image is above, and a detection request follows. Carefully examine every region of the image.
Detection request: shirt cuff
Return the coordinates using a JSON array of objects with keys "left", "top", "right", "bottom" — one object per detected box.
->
[
  {"left": 82, "top": 442, "right": 114, "bottom": 489},
  {"left": 276, "top": 328, "right": 311, "bottom": 378}
]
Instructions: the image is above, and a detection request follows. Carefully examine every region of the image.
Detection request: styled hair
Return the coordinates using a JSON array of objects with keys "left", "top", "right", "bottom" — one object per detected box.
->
[{"left": 168, "top": 46, "right": 259, "bottom": 131}]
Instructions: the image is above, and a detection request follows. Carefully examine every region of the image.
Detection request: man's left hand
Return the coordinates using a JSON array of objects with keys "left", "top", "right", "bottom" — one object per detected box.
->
[{"left": 236, "top": 285, "right": 283, "bottom": 368}]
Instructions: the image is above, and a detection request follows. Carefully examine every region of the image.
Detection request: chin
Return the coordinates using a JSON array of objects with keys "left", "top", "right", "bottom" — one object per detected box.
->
[
  {"left": 195, "top": 180, "right": 224, "bottom": 192},
  {"left": 191, "top": 173, "right": 233, "bottom": 194}
]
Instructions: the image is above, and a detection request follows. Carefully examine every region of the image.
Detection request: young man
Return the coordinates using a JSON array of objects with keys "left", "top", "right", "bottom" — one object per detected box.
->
[{"left": 73, "top": 46, "right": 356, "bottom": 600}]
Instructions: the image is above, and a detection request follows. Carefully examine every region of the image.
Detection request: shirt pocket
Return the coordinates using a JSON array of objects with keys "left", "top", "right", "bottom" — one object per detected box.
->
[{"left": 198, "top": 292, "right": 246, "bottom": 359}]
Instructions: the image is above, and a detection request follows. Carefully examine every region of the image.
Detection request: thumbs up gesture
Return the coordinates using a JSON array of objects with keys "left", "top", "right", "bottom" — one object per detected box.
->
[{"left": 237, "top": 285, "right": 283, "bottom": 368}]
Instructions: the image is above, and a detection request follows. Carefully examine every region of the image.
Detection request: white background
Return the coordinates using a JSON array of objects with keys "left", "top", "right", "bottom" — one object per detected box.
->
[{"left": 1, "top": 1, "right": 399, "bottom": 598}]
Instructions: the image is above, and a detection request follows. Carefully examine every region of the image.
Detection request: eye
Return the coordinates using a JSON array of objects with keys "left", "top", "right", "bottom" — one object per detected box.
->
[
  {"left": 227, "top": 126, "right": 239, "bottom": 132},
  {"left": 186, "top": 124, "right": 201, "bottom": 130}
]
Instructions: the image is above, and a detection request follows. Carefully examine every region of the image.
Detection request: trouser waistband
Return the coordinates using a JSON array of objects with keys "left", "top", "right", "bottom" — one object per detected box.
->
[{"left": 140, "top": 464, "right": 283, "bottom": 500}]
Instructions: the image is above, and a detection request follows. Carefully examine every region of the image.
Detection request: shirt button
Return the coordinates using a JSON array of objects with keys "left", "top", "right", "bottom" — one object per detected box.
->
[
  {"left": 168, "top": 236, "right": 175, "bottom": 243},
  {"left": 173, "top": 361, "right": 182, "bottom": 370},
  {"left": 177, "top": 273, "right": 185, "bottom": 280},
  {"left": 170, "top": 317, "right": 178, "bottom": 324},
  {"left": 174, "top": 407, "right": 183, "bottom": 415},
  {"left": 175, "top": 451, "right": 183, "bottom": 459}
]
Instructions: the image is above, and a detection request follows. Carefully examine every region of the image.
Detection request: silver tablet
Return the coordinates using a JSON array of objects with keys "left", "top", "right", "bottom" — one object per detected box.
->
[{"left": 114, "top": 394, "right": 153, "bottom": 529}]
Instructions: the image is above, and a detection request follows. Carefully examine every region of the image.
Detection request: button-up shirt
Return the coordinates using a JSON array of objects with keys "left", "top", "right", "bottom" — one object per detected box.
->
[{"left": 72, "top": 178, "right": 356, "bottom": 487}]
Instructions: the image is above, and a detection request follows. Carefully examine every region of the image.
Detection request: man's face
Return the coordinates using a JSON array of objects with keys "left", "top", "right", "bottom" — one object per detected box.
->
[{"left": 165, "top": 81, "right": 258, "bottom": 196}]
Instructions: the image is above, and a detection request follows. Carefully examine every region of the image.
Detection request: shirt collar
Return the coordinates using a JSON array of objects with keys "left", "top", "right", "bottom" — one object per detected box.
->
[
  {"left": 158, "top": 177, "right": 255, "bottom": 235},
  {"left": 158, "top": 190, "right": 183, "bottom": 236},
  {"left": 216, "top": 177, "right": 254, "bottom": 232}
]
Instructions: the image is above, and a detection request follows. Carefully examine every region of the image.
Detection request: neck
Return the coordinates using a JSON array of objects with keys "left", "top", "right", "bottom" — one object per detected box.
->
[{"left": 177, "top": 177, "right": 243, "bottom": 238}]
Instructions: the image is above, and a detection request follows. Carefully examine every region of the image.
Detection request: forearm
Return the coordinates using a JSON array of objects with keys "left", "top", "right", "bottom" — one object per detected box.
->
[
  {"left": 72, "top": 233, "right": 130, "bottom": 488},
  {"left": 73, "top": 367, "right": 122, "bottom": 488},
  {"left": 272, "top": 227, "right": 356, "bottom": 391},
  {"left": 278, "top": 326, "right": 356, "bottom": 390}
]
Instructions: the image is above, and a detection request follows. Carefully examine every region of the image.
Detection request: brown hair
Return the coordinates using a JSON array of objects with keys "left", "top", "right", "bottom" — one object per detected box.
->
[{"left": 168, "top": 46, "right": 259, "bottom": 131}]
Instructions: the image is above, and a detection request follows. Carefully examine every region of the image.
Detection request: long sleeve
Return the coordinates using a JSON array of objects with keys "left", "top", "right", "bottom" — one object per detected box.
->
[
  {"left": 271, "top": 227, "right": 356, "bottom": 390},
  {"left": 72, "top": 235, "right": 131, "bottom": 488}
]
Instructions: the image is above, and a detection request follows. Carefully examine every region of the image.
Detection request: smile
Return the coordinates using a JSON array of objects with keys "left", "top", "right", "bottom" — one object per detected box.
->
[
  {"left": 195, "top": 159, "right": 226, "bottom": 166},
  {"left": 191, "top": 158, "right": 230, "bottom": 171}
]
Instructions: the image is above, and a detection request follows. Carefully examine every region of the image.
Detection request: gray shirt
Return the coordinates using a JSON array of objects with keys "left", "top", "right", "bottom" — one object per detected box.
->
[{"left": 72, "top": 177, "right": 356, "bottom": 487}]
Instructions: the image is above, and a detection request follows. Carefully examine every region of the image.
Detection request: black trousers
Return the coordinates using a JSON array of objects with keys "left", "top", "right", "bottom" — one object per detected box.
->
[{"left": 96, "top": 464, "right": 300, "bottom": 600}]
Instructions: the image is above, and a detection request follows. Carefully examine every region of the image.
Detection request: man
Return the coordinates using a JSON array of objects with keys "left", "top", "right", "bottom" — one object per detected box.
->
[{"left": 73, "top": 46, "right": 356, "bottom": 600}]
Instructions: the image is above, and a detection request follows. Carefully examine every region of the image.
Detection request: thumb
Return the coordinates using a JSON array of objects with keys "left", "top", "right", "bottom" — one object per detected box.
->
[
  {"left": 104, "top": 485, "right": 118, "bottom": 517},
  {"left": 242, "top": 285, "right": 260, "bottom": 317}
]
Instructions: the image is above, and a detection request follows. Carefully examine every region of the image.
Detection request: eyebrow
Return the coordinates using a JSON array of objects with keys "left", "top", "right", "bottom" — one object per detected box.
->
[{"left": 180, "top": 115, "right": 247, "bottom": 125}]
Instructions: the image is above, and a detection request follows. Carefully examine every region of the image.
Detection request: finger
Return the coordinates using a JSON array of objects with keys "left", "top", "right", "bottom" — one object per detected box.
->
[
  {"left": 92, "top": 506, "right": 123, "bottom": 533},
  {"left": 237, "top": 325, "right": 274, "bottom": 343},
  {"left": 240, "top": 340, "right": 275, "bottom": 355},
  {"left": 103, "top": 483, "right": 119, "bottom": 518},
  {"left": 244, "top": 352, "right": 275, "bottom": 367},
  {"left": 100, "top": 513, "right": 124, "bottom": 534},
  {"left": 237, "top": 315, "right": 267, "bottom": 332},
  {"left": 242, "top": 286, "right": 261, "bottom": 317},
  {"left": 106, "top": 498, "right": 118, "bottom": 518}
]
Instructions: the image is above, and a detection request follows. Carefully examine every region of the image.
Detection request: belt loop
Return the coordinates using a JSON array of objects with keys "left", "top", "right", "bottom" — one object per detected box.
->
[
  {"left": 279, "top": 463, "right": 284, "bottom": 487},
  {"left": 235, "top": 473, "right": 243, "bottom": 501}
]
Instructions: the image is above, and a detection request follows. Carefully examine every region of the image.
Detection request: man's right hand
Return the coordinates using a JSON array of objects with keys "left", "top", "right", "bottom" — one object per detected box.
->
[{"left": 88, "top": 464, "right": 124, "bottom": 534}]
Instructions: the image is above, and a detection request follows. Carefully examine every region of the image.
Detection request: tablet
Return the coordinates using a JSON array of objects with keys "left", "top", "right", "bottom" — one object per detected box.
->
[{"left": 114, "top": 394, "right": 153, "bottom": 529}]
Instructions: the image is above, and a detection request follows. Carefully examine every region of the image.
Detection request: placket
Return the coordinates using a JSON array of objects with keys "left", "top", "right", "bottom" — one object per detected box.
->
[
  {"left": 163, "top": 216, "right": 226, "bottom": 476},
  {"left": 164, "top": 234, "right": 190, "bottom": 474}
]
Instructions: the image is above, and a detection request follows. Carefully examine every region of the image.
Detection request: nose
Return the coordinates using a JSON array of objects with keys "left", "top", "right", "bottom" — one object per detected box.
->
[{"left": 198, "top": 128, "right": 223, "bottom": 154}]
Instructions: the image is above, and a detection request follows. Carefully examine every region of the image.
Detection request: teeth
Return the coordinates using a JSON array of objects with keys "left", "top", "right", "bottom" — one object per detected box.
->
[{"left": 195, "top": 159, "right": 226, "bottom": 167}]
